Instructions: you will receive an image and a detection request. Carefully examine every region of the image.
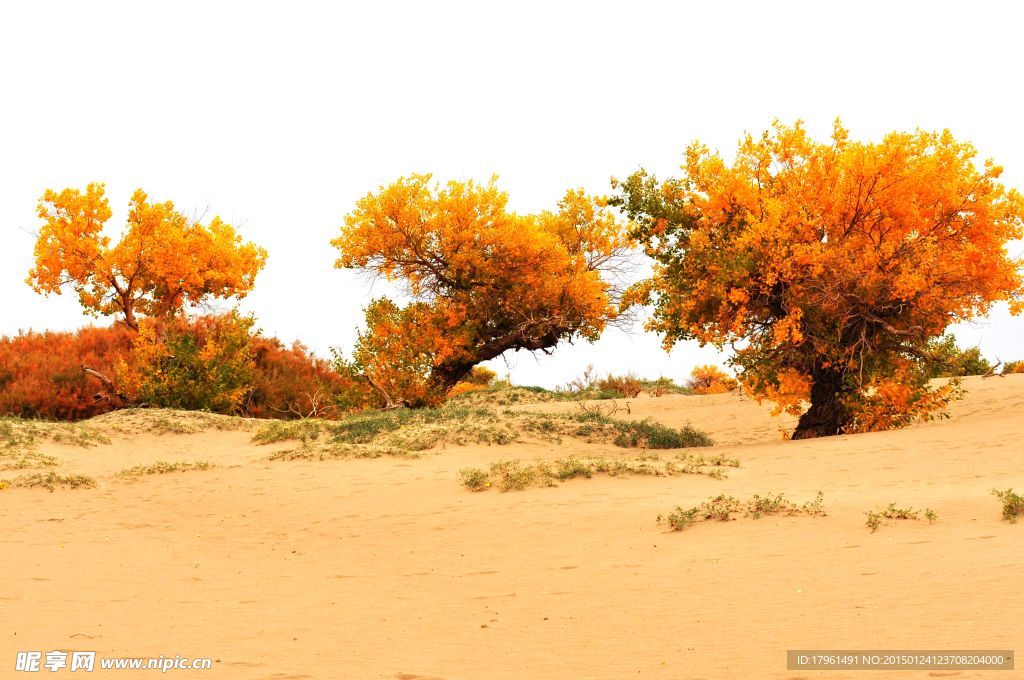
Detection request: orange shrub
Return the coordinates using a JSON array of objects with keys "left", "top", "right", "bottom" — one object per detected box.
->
[
  {"left": 0, "top": 325, "right": 132, "bottom": 420},
  {"left": 246, "top": 337, "right": 374, "bottom": 418},
  {"left": 597, "top": 372, "right": 643, "bottom": 398},
  {"left": 0, "top": 318, "right": 372, "bottom": 421},
  {"left": 686, "top": 365, "right": 738, "bottom": 395}
]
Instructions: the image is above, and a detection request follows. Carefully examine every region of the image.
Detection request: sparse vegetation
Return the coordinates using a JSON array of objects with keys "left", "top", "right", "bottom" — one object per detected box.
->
[
  {"left": 991, "top": 488, "right": 1024, "bottom": 523},
  {"left": 1, "top": 471, "right": 96, "bottom": 492},
  {"left": 0, "top": 416, "right": 111, "bottom": 450},
  {"left": 255, "top": 402, "right": 713, "bottom": 460},
  {"left": 116, "top": 460, "right": 215, "bottom": 478},
  {"left": 0, "top": 450, "right": 58, "bottom": 471},
  {"left": 458, "top": 467, "right": 490, "bottom": 491},
  {"left": 91, "top": 408, "right": 249, "bottom": 435},
  {"left": 460, "top": 452, "right": 739, "bottom": 492},
  {"left": 864, "top": 503, "right": 937, "bottom": 532},
  {"left": 661, "top": 491, "right": 826, "bottom": 531}
]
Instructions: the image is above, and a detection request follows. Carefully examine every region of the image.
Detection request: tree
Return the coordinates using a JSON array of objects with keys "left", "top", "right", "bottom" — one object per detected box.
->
[
  {"left": 686, "top": 365, "right": 738, "bottom": 395},
  {"left": 28, "top": 183, "right": 267, "bottom": 331},
  {"left": 332, "top": 175, "right": 632, "bottom": 406},
  {"left": 612, "top": 121, "right": 1023, "bottom": 438}
]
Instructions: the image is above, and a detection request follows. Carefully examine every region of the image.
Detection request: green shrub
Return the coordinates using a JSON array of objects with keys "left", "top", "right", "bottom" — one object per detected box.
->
[
  {"left": 458, "top": 467, "right": 489, "bottom": 491},
  {"left": 991, "top": 488, "right": 1024, "bottom": 522}
]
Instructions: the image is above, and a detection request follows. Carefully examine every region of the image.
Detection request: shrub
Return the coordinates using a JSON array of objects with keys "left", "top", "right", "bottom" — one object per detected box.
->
[
  {"left": 603, "top": 417, "right": 713, "bottom": 449},
  {"left": 991, "top": 488, "right": 1024, "bottom": 522},
  {"left": 0, "top": 325, "right": 132, "bottom": 420},
  {"left": 597, "top": 372, "right": 643, "bottom": 398},
  {"left": 464, "top": 367, "right": 498, "bottom": 386},
  {"left": 458, "top": 467, "right": 489, "bottom": 491},
  {"left": 864, "top": 503, "right": 937, "bottom": 532},
  {"left": 661, "top": 491, "right": 826, "bottom": 531},
  {"left": 685, "top": 365, "right": 738, "bottom": 395},
  {"left": 446, "top": 366, "right": 501, "bottom": 399},
  {"left": 118, "top": 312, "right": 257, "bottom": 414},
  {"left": 921, "top": 334, "right": 992, "bottom": 378},
  {"left": 245, "top": 337, "right": 373, "bottom": 418},
  {"left": 1002, "top": 360, "right": 1024, "bottom": 375}
]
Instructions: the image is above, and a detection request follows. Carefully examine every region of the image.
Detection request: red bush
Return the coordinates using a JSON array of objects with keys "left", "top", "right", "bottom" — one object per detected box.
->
[
  {"left": 0, "top": 325, "right": 132, "bottom": 420},
  {"left": 244, "top": 337, "right": 375, "bottom": 419},
  {"left": 1, "top": 321, "right": 374, "bottom": 421}
]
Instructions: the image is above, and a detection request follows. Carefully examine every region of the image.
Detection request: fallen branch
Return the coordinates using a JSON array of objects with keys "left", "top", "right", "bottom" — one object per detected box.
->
[
  {"left": 361, "top": 373, "right": 409, "bottom": 410},
  {"left": 82, "top": 365, "right": 134, "bottom": 408},
  {"left": 576, "top": 398, "right": 631, "bottom": 418},
  {"left": 982, "top": 360, "right": 1004, "bottom": 378}
]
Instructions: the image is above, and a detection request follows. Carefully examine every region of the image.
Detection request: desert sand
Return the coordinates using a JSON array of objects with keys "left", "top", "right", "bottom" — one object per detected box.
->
[{"left": 3, "top": 375, "right": 1023, "bottom": 679}]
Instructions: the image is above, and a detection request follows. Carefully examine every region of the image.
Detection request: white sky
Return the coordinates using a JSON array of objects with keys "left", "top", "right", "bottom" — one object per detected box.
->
[{"left": 2, "top": 1, "right": 1022, "bottom": 388}]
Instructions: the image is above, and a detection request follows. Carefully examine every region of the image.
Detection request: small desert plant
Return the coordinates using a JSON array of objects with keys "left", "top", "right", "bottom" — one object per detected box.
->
[
  {"left": 991, "top": 488, "right": 1024, "bottom": 522},
  {"left": 864, "top": 503, "right": 936, "bottom": 532},
  {"left": 488, "top": 459, "right": 540, "bottom": 491},
  {"left": 4, "top": 471, "right": 96, "bottom": 492},
  {"left": 462, "top": 451, "right": 738, "bottom": 492},
  {"left": 664, "top": 505, "right": 700, "bottom": 530},
  {"left": 606, "top": 418, "right": 713, "bottom": 449},
  {"left": 0, "top": 416, "right": 110, "bottom": 451},
  {"left": 116, "top": 460, "right": 215, "bottom": 478},
  {"left": 458, "top": 467, "right": 489, "bottom": 491},
  {"left": 661, "top": 491, "right": 825, "bottom": 531},
  {"left": 0, "top": 451, "right": 59, "bottom": 471}
]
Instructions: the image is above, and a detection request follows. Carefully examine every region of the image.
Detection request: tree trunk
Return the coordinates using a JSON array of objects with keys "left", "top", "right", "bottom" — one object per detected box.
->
[
  {"left": 791, "top": 366, "right": 852, "bottom": 439},
  {"left": 419, "top": 360, "right": 477, "bottom": 407}
]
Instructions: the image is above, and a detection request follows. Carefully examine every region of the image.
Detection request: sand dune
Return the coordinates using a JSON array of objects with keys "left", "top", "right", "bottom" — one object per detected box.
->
[{"left": 3, "top": 376, "right": 1023, "bottom": 678}]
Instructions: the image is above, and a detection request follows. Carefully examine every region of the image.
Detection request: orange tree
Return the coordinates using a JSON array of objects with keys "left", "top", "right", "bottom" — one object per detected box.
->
[
  {"left": 28, "top": 183, "right": 267, "bottom": 330},
  {"left": 686, "top": 365, "right": 738, "bottom": 395},
  {"left": 332, "top": 175, "right": 632, "bottom": 407},
  {"left": 612, "top": 121, "right": 1023, "bottom": 438}
]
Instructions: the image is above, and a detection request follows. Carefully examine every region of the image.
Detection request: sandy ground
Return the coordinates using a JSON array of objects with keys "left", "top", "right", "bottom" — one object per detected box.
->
[{"left": 3, "top": 376, "right": 1023, "bottom": 679}]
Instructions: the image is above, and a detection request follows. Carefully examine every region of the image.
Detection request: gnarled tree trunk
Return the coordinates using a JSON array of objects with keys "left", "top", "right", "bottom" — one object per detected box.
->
[{"left": 792, "top": 365, "right": 852, "bottom": 439}]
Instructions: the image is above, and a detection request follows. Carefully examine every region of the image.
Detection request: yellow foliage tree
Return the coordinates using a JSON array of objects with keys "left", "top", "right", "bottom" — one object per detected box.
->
[
  {"left": 28, "top": 183, "right": 267, "bottom": 330},
  {"left": 613, "top": 121, "right": 1024, "bottom": 438},
  {"left": 686, "top": 365, "right": 738, "bottom": 394},
  {"left": 332, "top": 175, "right": 632, "bottom": 406}
]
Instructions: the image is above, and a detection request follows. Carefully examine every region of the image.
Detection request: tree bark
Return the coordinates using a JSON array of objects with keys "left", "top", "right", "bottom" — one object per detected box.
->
[
  {"left": 791, "top": 365, "right": 852, "bottom": 439},
  {"left": 82, "top": 365, "right": 132, "bottom": 408},
  {"left": 419, "top": 359, "right": 478, "bottom": 407}
]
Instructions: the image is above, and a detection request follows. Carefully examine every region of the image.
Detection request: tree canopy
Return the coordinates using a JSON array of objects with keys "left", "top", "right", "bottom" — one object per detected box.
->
[
  {"left": 332, "top": 174, "right": 632, "bottom": 406},
  {"left": 612, "top": 121, "right": 1023, "bottom": 438},
  {"left": 28, "top": 183, "right": 267, "bottom": 330}
]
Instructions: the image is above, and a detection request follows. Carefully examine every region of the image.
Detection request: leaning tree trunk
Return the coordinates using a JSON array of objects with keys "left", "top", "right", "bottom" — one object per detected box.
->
[
  {"left": 791, "top": 366, "right": 852, "bottom": 439},
  {"left": 420, "top": 360, "right": 478, "bottom": 407}
]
